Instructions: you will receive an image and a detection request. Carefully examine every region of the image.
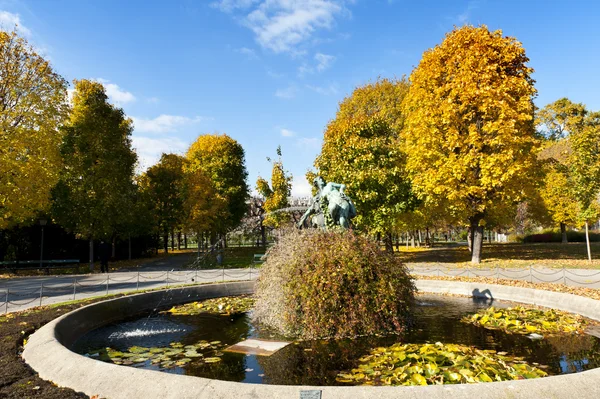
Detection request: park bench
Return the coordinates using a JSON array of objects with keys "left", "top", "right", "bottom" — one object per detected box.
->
[
  {"left": 0, "top": 259, "right": 81, "bottom": 274},
  {"left": 253, "top": 254, "right": 266, "bottom": 265}
]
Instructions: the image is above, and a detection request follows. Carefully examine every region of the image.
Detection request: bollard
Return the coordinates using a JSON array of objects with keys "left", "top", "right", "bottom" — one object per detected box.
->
[
  {"left": 166, "top": 271, "right": 170, "bottom": 288},
  {"left": 563, "top": 266, "right": 566, "bottom": 285},
  {"left": 39, "top": 283, "right": 43, "bottom": 307},
  {"left": 106, "top": 275, "right": 109, "bottom": 296},
  {"left": 496, "top": 266, "right": 499, "bottom": 282},
  {"left": 73, "top": 278, "right": 77, "bottom": 300},
  {"left": 222, "top": 265, "right": 225, "bottom": 282},
  {"left": 249, "top": 264, "right": 252, "bottom": 280},
  {"left": 529, "top": 265, "right": 533, "bottom": 283},
  {"left": 4, "top": 290, "right": 8, "bottom": 314},
  {"left": 136, "top": 272, "right": 140, "bottom": 291}
]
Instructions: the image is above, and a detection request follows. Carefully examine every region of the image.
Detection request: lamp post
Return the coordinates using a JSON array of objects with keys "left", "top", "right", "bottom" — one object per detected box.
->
[{"left": 39, "top": 218, "right": 47, "bottom": 269}]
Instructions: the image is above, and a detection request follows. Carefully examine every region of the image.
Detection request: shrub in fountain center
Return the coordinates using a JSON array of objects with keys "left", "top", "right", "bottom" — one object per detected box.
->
[{"left": 253, "top": 229, "right": 415, "bottom": 339}]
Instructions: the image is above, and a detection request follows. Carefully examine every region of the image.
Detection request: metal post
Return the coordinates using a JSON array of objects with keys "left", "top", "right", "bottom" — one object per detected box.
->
[
  {"left": 40, "top": 223, "right": 45, "bottom": 269},
  {"left": 496, "top": 266, "right": 499, "bottom": 282},
  {"left": 4, "top": 290, "right": 8, "bottom": 314},
  {"left": 105, "top": 275, "right": 109, "bottom": 296},
  {"left": 222, "top": 265, "right": 225, "bottom": 282},
  {"left": 166, "top": 271, "right": 169, "bottom": 288},
  {"left": 73, "top": 278, "right": 77, "bottom": 300},
  {"left": 529, "top": 265, "right": 533, "bottom": 283},
  {"left": 563, "top": 266, "right": 566, "bottom": 285},
  {"left": 136, "top": 272, "right": 140, "bottom": 291},
  {"left": 39, "top": 284, "right": 43, "bottom": 307},
  {"left": 195, "top": 269, "right": 198, "bottom": 284},
  {"left": 249, "top": 264, "right": 252, "bottom": 280}
]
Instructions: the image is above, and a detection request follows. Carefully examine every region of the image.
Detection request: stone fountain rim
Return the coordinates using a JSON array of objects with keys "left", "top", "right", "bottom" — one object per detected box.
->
[{"left": 22, "top": 280, "right": 600, "bottom": 399}]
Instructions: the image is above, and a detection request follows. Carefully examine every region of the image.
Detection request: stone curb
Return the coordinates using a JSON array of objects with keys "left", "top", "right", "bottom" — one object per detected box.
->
[{"left": 23, "top": 280, "right": 600, "bottom": 399}]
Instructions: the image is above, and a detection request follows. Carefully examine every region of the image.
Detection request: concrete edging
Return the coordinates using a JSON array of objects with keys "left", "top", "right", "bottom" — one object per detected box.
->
[{"left": 23, "top": 280, "right": 600, "bottom": 399}]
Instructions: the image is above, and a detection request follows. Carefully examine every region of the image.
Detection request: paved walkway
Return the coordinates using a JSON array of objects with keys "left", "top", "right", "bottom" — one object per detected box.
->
[
  {"left": 0, "top": 253, "right": 258, "bottom": 314},
  {"left": 2, "top": 257, "right": 600, "bottom": 314}
]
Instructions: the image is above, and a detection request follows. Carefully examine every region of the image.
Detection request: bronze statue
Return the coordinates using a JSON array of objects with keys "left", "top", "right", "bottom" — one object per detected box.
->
[{"left": 298, "top": 176, "right": 356, "bottom": 229}]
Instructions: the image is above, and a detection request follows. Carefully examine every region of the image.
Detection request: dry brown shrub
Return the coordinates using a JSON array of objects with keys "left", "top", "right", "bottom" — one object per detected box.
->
[{"left": 253, "top": 228, "right": 415, "bottom": 339}]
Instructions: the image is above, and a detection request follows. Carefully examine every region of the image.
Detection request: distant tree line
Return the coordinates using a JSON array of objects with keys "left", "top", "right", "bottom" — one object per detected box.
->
[{"left": 0, "top": 29, "right": 249, "bottom": 269}]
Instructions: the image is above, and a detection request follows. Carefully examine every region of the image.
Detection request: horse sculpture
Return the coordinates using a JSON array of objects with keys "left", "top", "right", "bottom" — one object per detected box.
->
[{"left": 298, "top": 176, "right": 356, "bottom": 229}]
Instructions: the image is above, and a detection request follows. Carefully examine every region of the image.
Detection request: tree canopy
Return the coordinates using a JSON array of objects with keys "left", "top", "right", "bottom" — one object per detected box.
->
[
  {"left": 315, "top": 78, "right": 416, "bottom": 238},
  {"left": 0, "top": 30, "right": 69, "bottom": 229},
  {"left": 256, "top": 146, "right": 292, "bottom": 228},
  {"left": 51, "top": 79, "right": 137, "bottom": 246},
  {"left": 186, "top": 133, "right": 249, "bottom": 233},
  {"left": 402, "top": 25, "right": 538, "bottom": 263}
]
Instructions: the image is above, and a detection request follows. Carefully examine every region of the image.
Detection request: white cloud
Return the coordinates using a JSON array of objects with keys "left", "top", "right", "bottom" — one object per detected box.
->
[
  {"left": 211, "top": 0, "right": 259, "bottom": 13},
  {"left": 131, "top": 114, "right": 205, "bottom": 134},
  {"left": 315, "top": 52, "right": 335, "bottom": 72},
  {"left": 291, "top": 179, "right": 312, "bottom": 197},
  {"left": 455, "top": 1, "right": 479, "bottom": 24},
  {"left": 94, "top": 78, "right": 136, "bottom": 104},
  {"left": 306, "top": 82, "right": 338, "bottom": 96},
  {"left": 298, "top": 52, "right": 335, "bottom": 76},
  {"left": 296, "top": 137, "right": 321, "bottom": 149},
  {"left": 235, "top": 46, "right": 259, "bottom": 59},
  {"left": 0, "top": 11, "right": 31, "bottom": 36},
  {"left": 275, "top": 85, "right": 298, "bottom": 99},
  {"left": 132, "top": 135, "right": 189, "bottom": 171},
  {"left": 280, "top": 128, "right": 295, "bottom": 137},
  {"left": 214, "top": 1, "right": 348, "bottom": 54}
]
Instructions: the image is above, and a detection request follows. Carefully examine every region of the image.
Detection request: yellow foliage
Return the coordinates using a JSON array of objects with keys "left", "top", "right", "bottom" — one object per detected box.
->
[
  {"left": 186, "top": 134, "right": 249, "bottom": 232},
  {"left": 0, "top": 30, "right": 69, "bottom": 228},
  {"left": 402, "top": 25, "right": 539, "bottom": 224},
  {"left": 315, "top": 78, "right": 416, "bottom": 233}
]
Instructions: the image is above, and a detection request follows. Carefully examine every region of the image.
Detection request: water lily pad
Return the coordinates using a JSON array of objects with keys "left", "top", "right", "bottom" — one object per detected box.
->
[
  {"left": 462, "top": 306, "right": 587, "bottom": 335},
  {"left": 337, "top": 342, "right": 547, "bottom": 386}
]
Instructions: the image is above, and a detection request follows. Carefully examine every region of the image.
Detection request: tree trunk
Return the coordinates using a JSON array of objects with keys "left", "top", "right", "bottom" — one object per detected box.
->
[
  {"left": 184, "top": 234, "right": 187, "bottom": 249},
  {"left": 196, "top": 232, "right": 202, "bottom": 259},
  {"left": 384, "top": 232, "right": 393, "bottom": 253},
  {"left": 163, "top": 231, "right": 168, "bottom": 254},
  {"left": 467, "top": 227, "right": 473, "bottom": 253},
  {"left": 128, "top": 233, "right": 132, "bottom": 261},
  {"left": 585, "top": 221, "right": 592, "bottom": 262},
  {"left": 560, "top": 223, "right": 568, "bottom": 244},
  {"left": 170, "top": 230, "right": 175, "bottom": 251},
  {"left": 261, "top": 225, "right": 266, "bottom": 248},
  {"left": 177, "top": 231, "right": 181, "bottom": 250},
  {"left": 89, "top": 237, "right": 94, "bottom": 272},
  {"left": 111, "top": 236, "right": 116, "bottom": 259},
  {"left": 470, "top": 215, "right": 484, "bottom": 264}
]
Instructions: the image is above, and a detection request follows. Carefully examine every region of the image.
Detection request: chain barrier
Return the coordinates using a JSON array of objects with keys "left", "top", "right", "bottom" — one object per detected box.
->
[
  {"left": 532, "top": 274, "right": 566, "bottom": 283},
  {"left": 565, "top": 269, "right": 600, "bottom": 277},
  {"left": 1, "top": 268, "right": 256, "bottom": 314}
]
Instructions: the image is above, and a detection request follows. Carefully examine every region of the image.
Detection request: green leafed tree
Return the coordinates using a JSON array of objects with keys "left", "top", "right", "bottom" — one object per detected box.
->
[
  {"left": 51, "top": 79, "right": 137, "bottom": 269},
  {"left": 538, "top": 98, "right": 600, "bottom": 255},
  {"left": 186, "top": 133, "right": 249, "bottom": 240},
  {"left": 256, "top": 146, "right": 293, "bottom": 228},
  {"left": 0, "top": 29, "right": 69, "bottom": 229},
  {"left": 402, "top": 25, "right": 539, "bottom": 264},
  {"left": 314, "top": 78, "right": 417, "bottom": 248},
  {"left": 569, "top": 111, "right": 600, "bottom": 261},
  {"left": 142, "top": 153, "right": 187, "bottom": 253}
]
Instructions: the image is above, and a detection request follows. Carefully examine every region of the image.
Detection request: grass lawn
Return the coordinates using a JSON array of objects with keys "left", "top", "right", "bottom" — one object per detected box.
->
[{"left": 398, "top": 242, "right": 600, "bottom": 269}]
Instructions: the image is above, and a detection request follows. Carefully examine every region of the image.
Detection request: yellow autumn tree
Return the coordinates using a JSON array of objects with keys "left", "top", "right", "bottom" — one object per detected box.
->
[
  {"left": 186, "top": 133, "right": 249, "bottom": 237},
  {"left": 256, "top": 146, "right": 292, "bottom": 228},
  {"left": 0, "top": 30, "right": 69, "bottom": 229},
  {"left": 402, "top": 25, "right": 539, "bottom": 264},
  {"left": 315, "top": 78, "right": 417, "bottom": 248}
]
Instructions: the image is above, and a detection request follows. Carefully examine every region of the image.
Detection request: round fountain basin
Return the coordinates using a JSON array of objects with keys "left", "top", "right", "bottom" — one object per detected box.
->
[{"left": 23, "top": 280, "right": 600, "bottom": 398}]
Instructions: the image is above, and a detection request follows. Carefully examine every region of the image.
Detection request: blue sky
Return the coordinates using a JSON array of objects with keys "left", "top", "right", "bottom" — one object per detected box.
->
[{"left": 1, "top": 0, "right": 599, "bottom": 196}]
